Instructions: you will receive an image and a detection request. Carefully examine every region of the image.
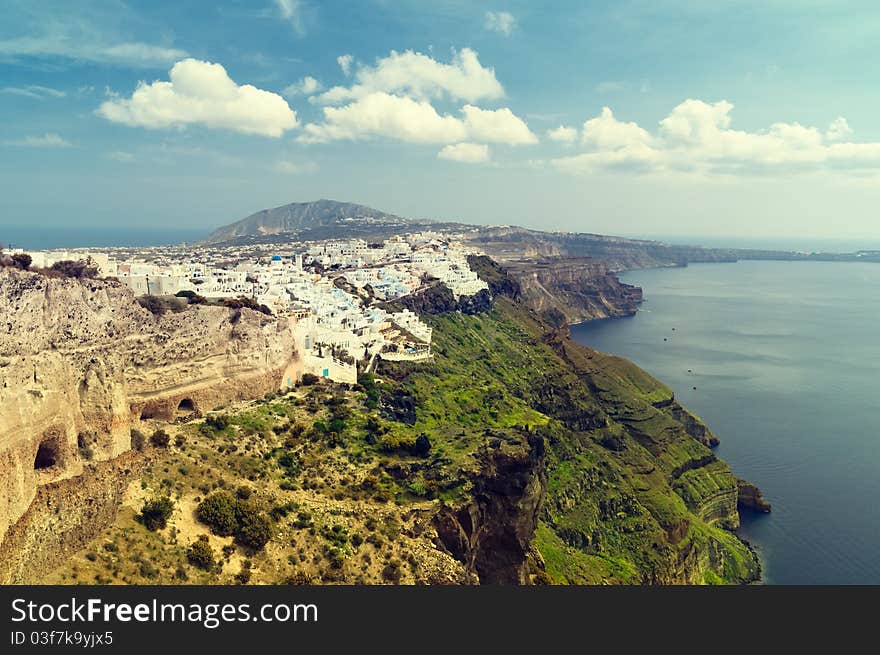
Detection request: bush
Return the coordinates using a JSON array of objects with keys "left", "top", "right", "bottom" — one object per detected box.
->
[
  {"left": 222, "top": 296, "right": 272, "bottom": 315},
  {"left": 138, "top": 295, "right": 166, "bottom": 316},
  {"left": 300, "top": 373, "right": 320, "bottom": 386},
  {"left": 196, "top": 491, "right": 272, "bottom": 552},
  {"left": 130, "top": 429, "right": 146, "bottom": 451},
  {"left": 140, "top": 496, "right": 175, "bottom": 531},
  {"left": 283, "top": 571, "right": 313, "bottom": 585},
  {"left": 412, "top": 434, "right": 431, "bottom": 458},
  {"left": 49, "top": 259, "right": 99, "bottom": 279},
  {"left": 10, "top": 253, "right": 31, "bottom": 271},
  {"left": 187, "top": 537, "right": 215, "bottom": 571},
  {"left": 235, "top": 504, "right": 272, "bottom": 551},
  {"left": 382, "top": 560, "right": 402, "bottom": 583},
  {"left": 150, "top": 429, "right": 171, "bottom": 448},
  {"left": 196, "top": 491, "right": 239, "bottom": 537},
  {"left": 204, "top": 414, "right": 230, "bottom": 431}
]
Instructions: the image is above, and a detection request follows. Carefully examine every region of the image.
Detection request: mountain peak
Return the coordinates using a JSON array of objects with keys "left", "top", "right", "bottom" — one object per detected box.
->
[{"left": 205, "top": 199, "right": 408, "bottom": 243}]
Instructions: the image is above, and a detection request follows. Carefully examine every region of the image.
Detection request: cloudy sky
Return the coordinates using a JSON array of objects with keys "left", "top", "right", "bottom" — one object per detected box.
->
[{"left": 2, "top": 0, "right": 880, "bottom": 243}]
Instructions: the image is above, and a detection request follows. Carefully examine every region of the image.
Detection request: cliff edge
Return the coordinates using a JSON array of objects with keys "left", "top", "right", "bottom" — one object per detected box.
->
[{"left": 0, "top": 269, "right": 299, "bottom": 581}]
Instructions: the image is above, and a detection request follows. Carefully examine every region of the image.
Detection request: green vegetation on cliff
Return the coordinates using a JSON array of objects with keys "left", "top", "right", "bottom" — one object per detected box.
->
[{"left": 378, "top": 294, "right": 758, "bottom": 584}]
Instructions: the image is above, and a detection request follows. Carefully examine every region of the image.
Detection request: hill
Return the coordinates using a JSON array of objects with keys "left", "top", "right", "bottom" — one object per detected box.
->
[{"left": 205, "top": 199, "right": 417, "bottom": 243}]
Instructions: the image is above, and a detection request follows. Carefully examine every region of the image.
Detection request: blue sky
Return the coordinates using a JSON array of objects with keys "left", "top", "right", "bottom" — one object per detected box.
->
[{"left": 2, "top": 0, "right": 880, "bottom": 243}]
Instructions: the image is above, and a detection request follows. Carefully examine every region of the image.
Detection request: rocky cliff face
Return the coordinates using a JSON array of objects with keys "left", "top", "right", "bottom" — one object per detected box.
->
[
  {"left": 434, "top": 433, "right": 546, "bottom": 584},
  {"left": 503, "top": 258, "right": 643, "bottom": 324},
  {"left": 468, "top": 227, "right": 737, "bottom": 271},
  {"left": 0, "top": 269, "right": 299, "bottom": 576}
]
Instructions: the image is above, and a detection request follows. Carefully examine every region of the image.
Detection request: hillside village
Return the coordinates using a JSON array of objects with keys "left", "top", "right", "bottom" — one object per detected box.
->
[{"left": 9, "top": 231, "right": 489, "bottom": 384}]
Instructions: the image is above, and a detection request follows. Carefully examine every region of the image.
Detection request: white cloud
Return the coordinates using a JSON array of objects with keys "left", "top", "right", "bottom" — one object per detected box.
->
[
  {"left": 274, "top": 0, "right": 305, "bottom": 34},
  {"left": 0, "top": 36, "right": 186, "bottom": 68},
  {"left": 97, "top": 58, "right": 299, "bottom": 137},
  {"left": 546, "top": 125, "right": 578, "bottom": 143},
  {"left": 552, "top": 99, "right": 880, "bottom": 176},
  {"left": 484, "top": 11, "right": 516, "bottom": 36},
  {"left": 316, "top": 48, "right": 504, "bottom": 104},
  {"left": 300, "top": 93, "right": 466, "bottom": 144},
  {"left": 275, "top": 159, "right": 318, "bottom": 174},
  {"left": 0, "top": 85, "right": 65, "bottom": 99},
  {"left": 438, "top": 142, "right": 490, "bottom": 163},
  {"left": 283, "top": 75, "right": 322, "bottom": 97},
  {"left": 826, "top": 117, "right": 853, "bottom": 142},
  {"left": 299, "top": 91, "right": 536, "bottom": 146},
  {"left": 107, "top": 151, "right": 135, "bottom": 162},
  {"left": 4, "top": 133, "right": 72, "bottom": 148},
  {"left": 461, "top": 105, "right": 537, "bottom": 145},
  {"left": 583, "top": 107, "right": 653, "bottom": 151},
  {"left": 337, "top": 54, "right": 354, "bottom": 76}
]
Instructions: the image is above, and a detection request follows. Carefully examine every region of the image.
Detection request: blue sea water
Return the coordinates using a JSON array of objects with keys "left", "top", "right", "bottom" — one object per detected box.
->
[
  {"left": 571, "top": 260, "right": 880, "bottom": 584},
  {"left": 0, "top": 226, "right": 208, "bottom": 249}
]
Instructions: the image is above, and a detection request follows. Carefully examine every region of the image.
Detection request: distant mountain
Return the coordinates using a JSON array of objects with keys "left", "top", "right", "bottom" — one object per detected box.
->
[{"left": 205, "top": 199, "right": 414, "bottom": 243}]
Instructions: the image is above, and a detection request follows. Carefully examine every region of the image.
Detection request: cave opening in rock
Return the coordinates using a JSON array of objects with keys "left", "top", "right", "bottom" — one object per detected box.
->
[
  {"left": 177, "top": 398, "right": 195, "bottom": 414},
  {"left": 34, "top": 439, "right": 59, "bottom": 470},
  {"left": 140, "top": 406, "right": 157, "bottom": 421}
]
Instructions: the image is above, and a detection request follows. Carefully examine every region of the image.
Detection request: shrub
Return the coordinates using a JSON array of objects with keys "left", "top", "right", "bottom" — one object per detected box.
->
[
  {"left": 10, "top": 253, "right": 31, "bottom": 271},
  {"left": 187, "top": 537, "right": 215, "bottom": 571},
  {"left": 412, "top": 434, "right": 431, "bottom": 458},
  {"left": 49, "top": 259, "right": 99, "bottom": 279},
  {"left": 382, "top": 560, "right": 402, "bottom": 583},
  {"left": 196, "top": 491, "right": 272, "bottom": 552},
  {"left": 300, "top": 372, "right": 320, "bottom": 386},
  {"left": 140, "top": 496, "right": 174, "bottom": 531},
  {"left": 222, "top": 296, "right": 272, "bottom": 315},
  {"left": 138, "top": 295, "right": 166, "bottom": 316},
  {"left": 150, "top": 429, "right": 171, "bottom": 448},
  {"left": 130, "top": 429, "right": 146, "bottom": 451},
  {"left": 235, "top": 504, "right": 272, "bottom": 551},
  {"left": 196, "top": 491, "right": 239, "bottom": 537},
  {"left": 204, "top": 413, "right": 230, "bottom": 431},
  {"left": 283, "top": 571, "right": 312, "bottom": 585}
]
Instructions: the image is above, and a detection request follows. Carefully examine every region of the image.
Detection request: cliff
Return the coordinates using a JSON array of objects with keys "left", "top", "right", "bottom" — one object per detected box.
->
[
  {"left": 468, "top": 227, "right": 737, "bottom": 271},
  {"left": 372, "top": 261, "right": 761, "bottom": 583},
  {"left": 0, "top": 268, "right": 300, "bottom": 580},
  {"left": 502, "top": 257, "right": 643, "bottom": 323}
]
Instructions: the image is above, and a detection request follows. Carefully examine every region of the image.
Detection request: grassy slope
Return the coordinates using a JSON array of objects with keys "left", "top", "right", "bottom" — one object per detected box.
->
[{"left": 383, "top": 297, "right": 758, "bottom": 584}]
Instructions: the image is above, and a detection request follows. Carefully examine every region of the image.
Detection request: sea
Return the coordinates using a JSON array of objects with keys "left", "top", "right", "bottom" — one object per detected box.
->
[
  {"left": 0, "top": 226, "right": 208, "bottom": 250},
  {"left": 571, "top": 260, "right": 880, "bottom": 584}
]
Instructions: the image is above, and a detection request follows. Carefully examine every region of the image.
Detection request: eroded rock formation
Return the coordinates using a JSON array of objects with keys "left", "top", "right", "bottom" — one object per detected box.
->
[
  {"left": 0, "top": 269, "right": 299, "bottom": 576},
  {"left": 503, "top": 257, "right": 643, "bottom": 324}
]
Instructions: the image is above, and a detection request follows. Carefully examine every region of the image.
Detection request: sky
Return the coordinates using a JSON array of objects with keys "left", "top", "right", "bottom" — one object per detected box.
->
[{"left": 2, "top": 0, "right": 880, "bottom": 244}]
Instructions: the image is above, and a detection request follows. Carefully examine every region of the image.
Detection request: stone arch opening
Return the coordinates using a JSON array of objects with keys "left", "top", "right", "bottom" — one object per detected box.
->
[
  {"left": 34, "top": 438, "right": 60, "bottom": 470},
  {"left": 177, "top": 398, "right": 196, "bottom": 415}
]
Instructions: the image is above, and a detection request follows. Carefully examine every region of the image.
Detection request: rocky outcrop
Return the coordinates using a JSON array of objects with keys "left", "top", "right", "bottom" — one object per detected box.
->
[
  {"left": 737, "top": 478, "right": 772, "bottom": 513},
  {"left": 434, "top": 433, "right": 546, "bottom": 584},
  {"left": 654, "top": 398, "right": 720, "bottom": 448},
  {"left": 0, "top": 268, "right": 300, "bottom": 563},
  {"left": 502, "top": 257, "right": 643, "bottom": 324},
  {"left": 0, "top": 452, "right": 144, "bottom": 584}
]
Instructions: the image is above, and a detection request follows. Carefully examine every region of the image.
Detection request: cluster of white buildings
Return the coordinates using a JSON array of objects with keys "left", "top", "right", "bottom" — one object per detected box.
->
[{"left": 16, "top": 233, "right": 487, "bottom": 384}]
